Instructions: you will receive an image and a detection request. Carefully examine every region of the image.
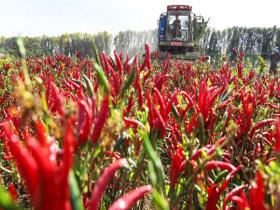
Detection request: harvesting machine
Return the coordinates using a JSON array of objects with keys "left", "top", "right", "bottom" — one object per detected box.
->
[{"left": 157, "top": 5, "right": 209, "bottom": 61}]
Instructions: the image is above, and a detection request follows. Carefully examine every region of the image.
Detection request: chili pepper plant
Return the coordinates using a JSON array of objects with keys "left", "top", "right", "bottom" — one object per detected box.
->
[{"left": 0, "top": 42, "right": 279, "bottom": 210}]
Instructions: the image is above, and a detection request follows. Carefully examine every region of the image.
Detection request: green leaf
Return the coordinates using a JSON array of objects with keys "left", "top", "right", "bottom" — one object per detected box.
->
[
  {"left": 171, "top": 104, "right": 181, "bottom": 123},
  {"left": 220, "top": 89, "right": 231, "bottom": 102},
  {"left": 142, "top": 131, "right": 166, "bottom": 195},
  {"left": 0, "top": 185, "right": 22, "bottom": 210},
  {"left": 121, "top": 68, "right": 135, "bottom": 97},
  {"left": 69, "top": 170, "right": 84, "bottom": 210},
  {"left": 198, "top": 114, "right": 206, "bottom": 145},
  {"left": 71, "top": 79, "right": 87, "bottom": 90},
  {"left": 213, "top": 170, "right": 228, "bottom": 183},
  {"left": 152, "top": 190, "right": 170, "bottom": 210},
  {"left": 83, "top": 73, "right": 94, "bottom": 97},
  {"left": 93, "top": 44, "right": 100, "bottom": 65},
  {"left": 94, "top": 63, "right": 110, "bottom": 94},
  {"left": 148, "top": 161, "right": 158, "bottom": 187},
  {"left": 16, "top": 38, "right": 26, "bottom": 58},
  {"left": 41, "top": 88, "right": 48, "bottom": 112}
]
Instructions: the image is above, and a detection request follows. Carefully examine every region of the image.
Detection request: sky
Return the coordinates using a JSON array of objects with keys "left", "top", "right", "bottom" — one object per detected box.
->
[{"left": 0, "top": 0, "right": 280, "bottom": 37}]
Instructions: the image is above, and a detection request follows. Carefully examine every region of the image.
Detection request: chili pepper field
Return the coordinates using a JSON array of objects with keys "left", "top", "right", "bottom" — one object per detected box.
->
[{"left": 0, "top": 42, "right": 279, "bottom": 210}]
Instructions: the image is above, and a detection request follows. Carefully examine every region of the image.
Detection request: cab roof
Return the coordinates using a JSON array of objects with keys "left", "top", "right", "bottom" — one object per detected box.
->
[{"left": 167, "top": 5, "right": 192, "bottom": 11}]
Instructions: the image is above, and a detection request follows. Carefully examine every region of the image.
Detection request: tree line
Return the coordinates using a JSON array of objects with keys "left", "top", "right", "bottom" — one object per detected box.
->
[
  {"left": 0, "top": 32, "right": 112, "bottom": 57},
  {"left": 202, "top": 26, "right": 280, "bottom": 63},
  {"left": 0, "top": 27, "right": 279, "bottom": 62}
]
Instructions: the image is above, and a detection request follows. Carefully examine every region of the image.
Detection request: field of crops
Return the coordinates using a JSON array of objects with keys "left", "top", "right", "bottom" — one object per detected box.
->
[{"left": 0, "top": 43, "right": 279, "bottom": 210}]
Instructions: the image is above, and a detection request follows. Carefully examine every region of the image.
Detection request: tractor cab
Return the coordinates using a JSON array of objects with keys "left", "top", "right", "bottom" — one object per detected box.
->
[
  {"left": 166, "top": 6, "right": 191, "bottom": 41},
  {"left": 157, "top": 5, "right": 208, "bottom": 60}
]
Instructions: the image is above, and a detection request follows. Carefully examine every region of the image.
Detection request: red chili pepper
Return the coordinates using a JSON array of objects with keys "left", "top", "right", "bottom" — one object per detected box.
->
[
  {"left": 219, "top": 165, "right": 243, "bottom": 193},
  {"left": 99, "top": 51, "right": 106, "bottom": 71},
  {"left": 206, "top": 165, "right": 242, "bottom": 210},
  {"left": 187, "top": 114, "right": 198, "bottom": 134},
  {"left": 77, "top": 100, "right": 92, "bottom": 144},
  {"left": 8, "top": 183, "right": 17, "bottom": 201},
  {"left": 59, "top": 117, "right": 75, "bottom": 187},
  {"left": 205, "top": 161, "right": 236, "bottom": 172},
  {"left": 222, "top": 185, "right": 247, "bottom": 210},
  {"left": 114, "top": 49, "right": 123, "bottom": 75},
  {"left": 123, "top": 55, "right": 131, "bottom": 74},
  {"left": 26, "top": 136, "right": 55, "bottom": 183},
  {"left": 123, "top": 95, "right": 133, "bottom": 117},
  {"left": 107, "top": 56, "right": 114, "bottom": 70},
  {"left": 266, "top": 103, "right": 280, "bottom": 110},
  {"left": 268, "top": 79, "right": 276, "bottom": 97},
  {"left": 206, "top": 184, "right": 219, "bottom": 210},
  {"left": 248, "top": 171, "right": 266, "bottom": 210},
  {"left": 35, "top": 120, "right": 49, "bottom": 148},
  {"left": 235, "top": 90, "right": 255, "bottom": 136},
  {"left": 50, "top": 81, "right": 65, "bottom": 116},
  {"left": 136, "top": 82, "right": 143, "bottom": 109},
  {"left": 209, "top": 86, "right": 224, "bottom": 106},
  {"left": 224, "top": 107, "right": 232, "bottom": 127},
  {"left": 191, "top": 137, "right": 227, "bottom": 161},
  {"left": 198, "top": 80, "right": 209, "bottom": 118},
  {"left": 133, "top": 56, "right": 143, "bottom": 109},
  {"left": 111, "top": 70, "right": 121, "bottom": 96},
  {"left": 108, "top": 185, "right": 152, "bottom": 210},
  {"left": 101, "top": 51, "right": 110, "bottom": 75},
  {"left": 63, "top": 79, "right": 72, "bottom": 90},
  {"left": 165, "top": 137, "right": 176, "bottom": 152},
  {"left": 230, "top": 194, "right": 249, "bottom": 210},
  {"left": 139, "top": 43, "right": 150, "bottom": 71},
  {"left": 82, "top": 192, "right": 89, "bottom": 209},
  {"left": 3, "top": 63, "right": 11, "bottom": 70},
  {"left": 154, "top": 74, "right": 169, "bottom": 91},
  {"left": 173, "top": 127, "right": 183, "bottom": 143},
  {"left": 154, "top": 87, "right": 166, "bottom": 118},
  {"left": 105, "top": 151, "right": 121, "bottom": 159},
  {"left": 147, "top": 92, "right": 155, "bottom": 127},
  {"left": 249, "top": 119, "right": 275, "bottom": 139},
  {"left": 68, "top": 79, "right": 81, "bottom": 90},
  {"left": 170, "top": 147, "right": 185, "bottom": 189},
  {"left": 134, "top": 56, "right": 140, "bottom": 88},
  {"left": 2, "top": 123, "right": 39, "bottom": 200},
  {"left": 123, "top": 117, "right": 145, "bottom": 130},
  {"left": 89, "top": 159, "right": 128, "bottom": 210},
  {"left": 58, "top": 118, "right": 75, "bottom": 210},
  {"left": 3, "top": 117, "right": 75, "bottom": 210},
  {"left": 154, "top": 107, "right": 166, "bottom": 130},
  {"left": 237, "top": 63, "right": 243, "bottom": 78},
  {"left": 163, "top": 52, "right": 170, "bottom": 75},
  {"left": 274, "top": 118, "right": 280, "bottom": 152},
  {"left": 91, "top": 96, "right": 109, "bottom": 144},
  {"left": 30, "top": 118, "right": 74, "bottom": 210},
  {"left": 180, "top": 91, "right": 197, "bottom": 113}
]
